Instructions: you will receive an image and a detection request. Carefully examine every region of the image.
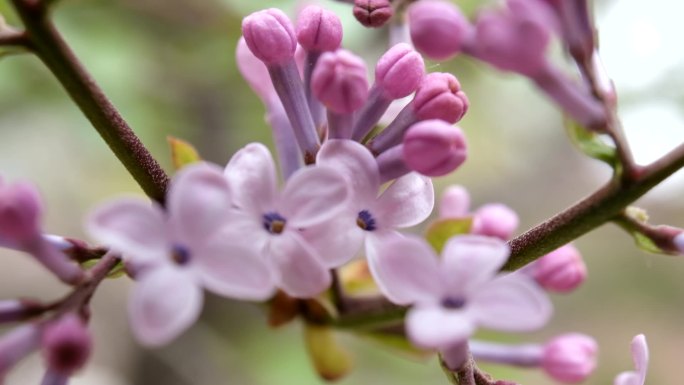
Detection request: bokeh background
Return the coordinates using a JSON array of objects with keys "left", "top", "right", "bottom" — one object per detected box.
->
[{"left": 1, "top": 0, "right": 683, "bottom": 384}]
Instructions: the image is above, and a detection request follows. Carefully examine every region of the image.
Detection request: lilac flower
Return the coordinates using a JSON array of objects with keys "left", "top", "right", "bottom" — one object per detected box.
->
[
  {"left": 88, "top": 163, "right": 276, "bottom": 346},
  {"left": 223, "top": 143, "right": 351, "bottom": 298},
  {"left": 372, "top": 234, "right": 552, "bottom": 365},
  {"left": 614, "top": 334, "right": 649, "bottom": 385},
  {"left": 542, "top": 333, "right": 598, "bottom": 383},
  {"left": 303, "top": 139, "right": 433, "bottom": 268}
]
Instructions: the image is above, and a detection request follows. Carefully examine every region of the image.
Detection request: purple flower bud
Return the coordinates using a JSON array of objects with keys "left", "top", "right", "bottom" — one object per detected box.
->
[
  {"left": 375, "top": 43, "right": 425, "bottom": 99},
  {"left": 42, "top": 314, "right": 92, "bottom": 375},
  {"left": 402, "top": 120, "right": 467, "bottom": 177},
  {"left": 0, "top": 324, "right": 42, "bottom": 378},
  {"left": 439, "top": 185, "right": 471, "bottom": 218},
  {"left": 532, "top": 244, "right": 587, "bottom": 293},
  {"left": 413, "top": 72, "right": 469, "bottom": 122},
  {"left": 296, "top": 6, "right": 343, "bottom": 52},
  {"left": 542, "top": 333, "right": 598, "bottom": 384},
  {"left": 312, "top": 50, "right": 369, "bottom": 114},
  {"left": 242, "top": 9, "right": 297, "bottom": 65},
  {"left": 408, "top": 1, "right": 473, "bottom": 60},
  {"left": 675, "top": 233, "right": 684, "bottom": 254},
  {"left": 353, "top": 0, "right": 393, "bottom": 28},
  {"left": 0, "top": 180, "right": 42, "bottom": 243},
  {"left": 471, "top": 203, "right": 519, "bottom": 240}
]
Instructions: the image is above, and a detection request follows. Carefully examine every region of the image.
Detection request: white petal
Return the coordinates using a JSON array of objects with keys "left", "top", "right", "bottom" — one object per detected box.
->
[
  {"left": 406, "top": 305, "right": 476, "bottom": 350},
  {"left": 86, "top": 198, "right": 168, "bottom": 265},
  {"left": 470, "top": 274, "right": 552, "bottom": 332},
  {"left": 366, "top": 233, "right": 443, "bottom": 305},
  {"left": 129, "top": 267, "right": 203, "bottom": 347},
  {"left": 316, "top": 139, "right": 380, "bottom": 203},
  {"left": 631, "top": 334, "right": 649, "bottom": 385},
  {"left": 441, "top": 235, "right": 510, "bottom": 294},
  {"left": 268, "top": 232, "right": 331, "bottom": 298},
  {"left": 374, "top": 173, "right": 434, "bottom": 229},
  {"left": 300, "top": 215, "right": 365, "bottom": 268},
  {"left": 279, "top": 165, "right": 350, "bottom": 228},
  {"left": 224, "top": 143, "right": 277, "bottom": 213}
]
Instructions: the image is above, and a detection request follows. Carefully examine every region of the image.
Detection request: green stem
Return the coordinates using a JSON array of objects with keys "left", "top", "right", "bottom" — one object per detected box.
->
[{"left": 10, "top": 0, "right": 169, "bottom": 203}]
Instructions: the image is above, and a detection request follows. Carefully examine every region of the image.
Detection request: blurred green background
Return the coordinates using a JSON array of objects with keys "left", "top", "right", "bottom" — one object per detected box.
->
[{"left": 1, "top": 0, "right": 684, "bottom": 384}]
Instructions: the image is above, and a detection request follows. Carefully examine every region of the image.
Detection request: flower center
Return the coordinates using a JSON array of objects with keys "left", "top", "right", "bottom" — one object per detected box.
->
[
  {"left": 441, "top": 296, "right": 466, "bottom": 309},
  {"left": 171, "top": 244, "right": 191, "bottom": 265},
  {"left": 263, "top": 212, "right": 287, "bottom": 234},
  {"left": 356, "top": 210, "right": 377, "bottom": 231}
]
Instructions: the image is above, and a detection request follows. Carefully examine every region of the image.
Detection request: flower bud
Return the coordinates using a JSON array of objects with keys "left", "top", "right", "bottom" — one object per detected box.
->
[
  {"left": 42, "top": 314, "right": 92, "bottom": 375},
  {"left": 242, "top": 9, "right": 297, "bottom": 65},
  {"left": 471, "top": 203, "right": 519, "bottom": 240},
  {"left": 402, "top": 120, "right": 467, "bottom": 177},
  {"left": 413, "top": 72, "right": 469, "bottom": 122},
  {"left": 542, "top": 333, "right": 598, "bottom": 384},
  {"left": 0, "top": 180, "right": 43, "bottom": 243},
  {"left": 353, "top": 0, "right": 393, "bottom": 28},
  {"left": 375, "top": 43, "right": 425, "bottom": 99},
  {"left": 531, "top": 244, "right": 587, "bottom": 293},
  {"left": 439, "top": 185, "right": 471, "bottom": 218},
  {"left": 296, "top": 6, "right": 343, "bottom": 52},
  {"left": 312, "top": 50, "right": 369, "bottom": 114},
  {"left": 408, "top": 1, "right": 473, "bottom": 60},
  {"left": 675, "top": 232, "right": 684, "bottom": 255}
]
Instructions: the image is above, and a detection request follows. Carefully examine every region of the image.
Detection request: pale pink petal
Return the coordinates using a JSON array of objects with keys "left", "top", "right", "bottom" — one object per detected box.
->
[
  {"left": 300, "top": 214, "right": 365, "bottom": 268},
  {"left": 316, "top": 139, "right": 380, "bottom": 203},
  {"left": 367, "top": 233, "right": 443, "bottom": 305},
  {"left": 224, "top": 143, "right": 277, "bottom": 214},
  {"left": 279, "top": 165, "right": 350, "bottom": 228},
  {"left": 129, "top": 267, "right": 203, "bottom": 347},
  {"left": 614, "top": 372, "right": 640, "bottom": 385},
  {"left": 373, "top": 173, "right": 434, "bottom": 229},
  {"left": 631, "top": 334, "right": 649, "bottom": 385},
  {"left": 87, "top": 198, "right": 168, "bottom": 265},
  {"left": 167, "top": 163, "right": 234, "bottom": 246},
  {"left": 191, "top": 232, "right": 276, "bottom": 301},
  {"left": 406, "top": 305, "right": 476, "bottom": 350},
  {"left": 470, "top": 274, "right": 552, "bottom": 332},
  {"left": 268, "top": 232, "right": 331, "bottom": 298},
  {"left": 441, "top": 235, "right": 510, "bottom": 294}
]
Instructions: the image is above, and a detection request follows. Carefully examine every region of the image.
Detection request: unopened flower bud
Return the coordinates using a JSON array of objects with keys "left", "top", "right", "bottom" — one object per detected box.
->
[
  {"left": 242, "top": 9, "right": 297, "bottom": 65},
  {"left": 675, "top": 233, "right": 684, "bottom": 254},
  {"left": 312, "top": 50, "right": 369, "bottom": 114},
  {"left": 542, "top": 333, "right": 598, "bottom": 384},
  {"left": 296, "top": 6, "right": 343, "bottom": 52},
  {"left": 375, "top": 43, "right": 425, "bottom": 99},
  {"left": 413, "top": 72, "right": 469, "bottom": 122},
  {"left": 408, "top": 1, "right": 473, "bottom": 60},
  {"left": 0, "top": 181, "right": 42, "bottom": 243},
  {"left": 0, "top": 324, "right": 42, "bottom": 378},
  {"left": 353, "top": 0, "right": 393, "bottom": 28},
  {"left": 471, "top": 203, "right": 519, "bottom": 240},
  {"left": 532, "top": 244, "right": 587, "bottom": 293},
  {"left": 42, "top": 314, "right": 92, "bottom": 375},
  {"left": 403, "top": 120, "right": 467, "bottom": 177},
  {"left": 439, "top": 185, "right": 471, "bottom": 218}
]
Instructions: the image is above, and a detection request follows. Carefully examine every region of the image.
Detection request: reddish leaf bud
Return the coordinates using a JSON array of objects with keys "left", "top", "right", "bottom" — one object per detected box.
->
[{"left": 353, "top": 0, "right": 393, "bottom": 28}]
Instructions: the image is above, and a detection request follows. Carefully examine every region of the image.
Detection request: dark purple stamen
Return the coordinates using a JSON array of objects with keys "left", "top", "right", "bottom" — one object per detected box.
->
[
  {"left": 172, "top": 244, "right": 191, "bottom": 265},
  {"left": 263, "top": 212, "right": 287, "bottom": 234},
  {"left": 356, "top": 209, "right": 377, "bottom": 231},
  {"left": 441, "top": 297, "right": 466, "bottom": 309}
]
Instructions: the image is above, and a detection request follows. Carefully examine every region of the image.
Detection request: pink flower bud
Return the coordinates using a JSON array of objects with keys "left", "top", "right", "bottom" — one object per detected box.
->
[
  {"left": 408, "top": 1, "right": 473, "bottom": 60},
  {"left": 471, "top": 203, "right": 519, "bottom": 240},
  {"left": 542, "top": 333, "right": 597, "bottom": 384},
  {"left": 0, "top": 181, "right": 43, "bottom": 243},
  {"left": 42, "top": 314, "right": 92, "bottom": 375},
  {"left": 353, "top": 0, "right": 393, "bottom": 28},
  {"left": 532, "top": 244, "right": 587, "bottom": 293},
  {"left": 439, "top": 185, "right": 471, "bottom": 218},
  {"left": 312, "top": 50, "right": 369, "bottom": 114},
  {"left": 402, "top": 120, "right": 467, "bottom": 177},
  {"left": 375, "top": 43, "right": 425, "bottom": 99},
  {"left": 296, "top": 6, "right": 343, "bottom": 52},
  {"left": 413, "top": 72, "right": 469, "bottom": 122},
  {"left": 242, "top": 9, "right": 297, "bottom": 65}
]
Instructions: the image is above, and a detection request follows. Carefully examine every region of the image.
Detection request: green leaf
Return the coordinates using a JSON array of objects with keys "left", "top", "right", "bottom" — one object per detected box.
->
[
  {"left": 565, "top": 119, "right": 617, "bottom": 166},
  {"left": 425, "top": 218, "right": 473, "bottom": 254},
  {"left": 80, "top": 259, "right": 126, "bottom": 278},
  {"left": 630, "top": 231, "right": 664, "bottom": 254},
  {"left": 168, "top": 137, "right": 201, "bottom": 170}
]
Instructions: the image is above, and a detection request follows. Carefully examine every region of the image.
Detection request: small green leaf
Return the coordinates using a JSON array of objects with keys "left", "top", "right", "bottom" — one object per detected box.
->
[
  {"left": 80, "top": 259, "right": 126, "bottom": 278},
  {"left": 565, "top": 119, "right": 617, "bottom": 166},
  {"left": 631, "top": 231, "right": 664, "bottom": 254},
  {"left": 168, "top": 137, "right": 201, "bottom": 170},
  {"left": 425, "top": 218, "right": 473, "bottom": 254},
  {"left": 304, "top": 324, "right": 353, "bottom": 381}
]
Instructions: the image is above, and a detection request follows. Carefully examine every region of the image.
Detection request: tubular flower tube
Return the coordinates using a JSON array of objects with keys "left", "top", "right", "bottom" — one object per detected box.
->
[
  {"left": 407, "top": 0, "right": 474, "bottom": 61},
  {"left": 0, "top": 323, "right": 43, "bottom": 380},
  {"left": 402, "top": 120, "right": 468, "bottom": 177},
  {"left": 353, "top": 0, "right": 393, "bottom": 28}
]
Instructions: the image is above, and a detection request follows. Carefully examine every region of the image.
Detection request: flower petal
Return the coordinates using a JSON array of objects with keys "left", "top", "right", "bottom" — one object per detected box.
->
[
  {"left": 224, "top": 143, "right": 277, "bottom": 213},
  {"left": 470, "top": 274, "right": 552, "bottom": 332},
  {"left": 168, "top": 163, "right": 234, "bottom": 246},
  {"left": 300, "top": 214, "right": 365, "bottom": 268},
  {"left": 631, "top": 334, "right": 648, "bottom": 385},
  {"left": 366, "top": 233, "right": 443, "bottom": 305},
  {"left": 406, "top": 305, "right": 476, "bottom": 350},
  {"left": 86, "top": 198, "right": 168, "bottom": 265},
  {"left": 129, "top": 267, "right": 203, "bottom": 347},
  {"left": 614, "top": 372, "right": 640, "bottom": 385},
  {"left": 279, "top": 165, "right": 350, "bottom": 228},
  {"left": 441, "top": 235, "right": 510, "bottom": 294},
  {"left": 374, "top": 173, "right": 434, "bottom": 229},
  {"left": 317, "top": 139, "right": 380, "bottom": 203},
  {"left": 269, "top": 232, "right": 331, "bottom": 298}
]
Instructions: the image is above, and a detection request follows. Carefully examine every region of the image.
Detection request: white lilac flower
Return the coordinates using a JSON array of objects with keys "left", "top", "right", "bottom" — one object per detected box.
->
[
  {"left": 614, "top": 334, "right": 649, "bottom": 385},
  {"left": 87, "top": 163, "right": 276, "bottom": 347}
]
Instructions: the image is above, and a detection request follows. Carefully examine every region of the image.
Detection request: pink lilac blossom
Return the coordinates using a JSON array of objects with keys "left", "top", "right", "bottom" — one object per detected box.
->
[
  {"left": 542, "top": 333, "right": 598, "bottom": 383},
  {"left": 614, "top": 334, "right": 648, "bottom": 385}
]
